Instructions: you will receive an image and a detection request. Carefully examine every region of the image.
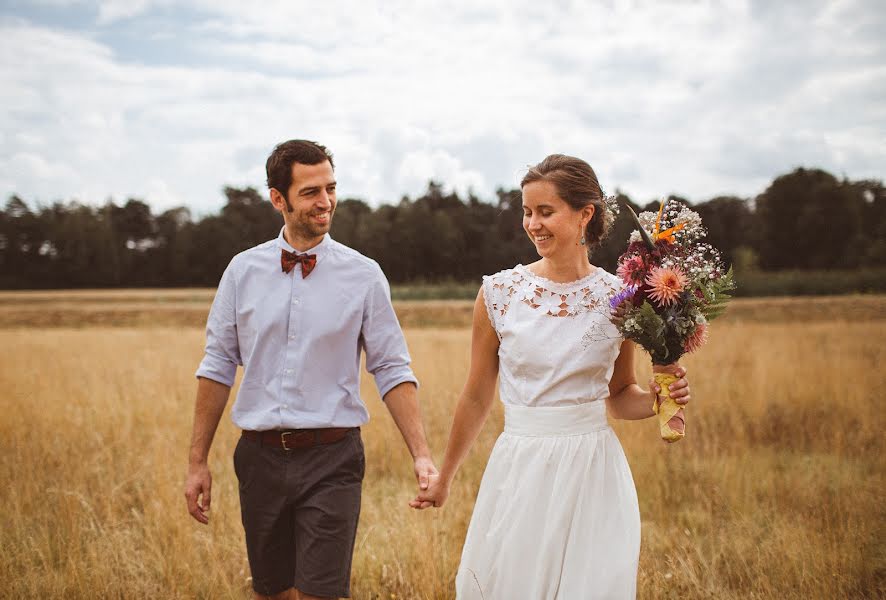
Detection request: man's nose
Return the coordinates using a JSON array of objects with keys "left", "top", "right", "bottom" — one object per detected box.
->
[{"left": 316, "top": 190, "right": 332, "bottom": 209}]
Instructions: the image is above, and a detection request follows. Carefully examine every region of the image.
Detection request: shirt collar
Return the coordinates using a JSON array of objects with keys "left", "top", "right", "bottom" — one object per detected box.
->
[{"left": 275, "top": 228, "right": 333, "bottom": 259}]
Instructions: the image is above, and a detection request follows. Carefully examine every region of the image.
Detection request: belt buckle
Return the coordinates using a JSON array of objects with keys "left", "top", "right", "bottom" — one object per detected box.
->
[{"left": 280, "top": 431, "right": 292, "bottom": 451}]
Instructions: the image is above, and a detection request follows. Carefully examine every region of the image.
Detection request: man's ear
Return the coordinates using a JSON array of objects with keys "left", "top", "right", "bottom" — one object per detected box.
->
[{"left": 270, "top": 188, "right": 292, "bottom": 213}]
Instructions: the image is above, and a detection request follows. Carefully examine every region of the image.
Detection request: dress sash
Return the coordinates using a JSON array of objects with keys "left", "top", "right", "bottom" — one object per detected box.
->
[{"left": 503, "top": 401, "right": 609, "bottom": 436}]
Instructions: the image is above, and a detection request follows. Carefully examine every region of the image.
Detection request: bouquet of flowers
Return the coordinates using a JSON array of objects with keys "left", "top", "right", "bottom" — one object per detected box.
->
[{"left": 609, "top": 198, "right": 735, "bottom": 442}]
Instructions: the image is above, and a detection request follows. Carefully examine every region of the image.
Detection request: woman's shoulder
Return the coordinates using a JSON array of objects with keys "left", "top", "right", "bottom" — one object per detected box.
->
[
  {"left": 592, "top": 267, "right": 627, "bottom": 297},
  {"left": 595, "top": 267, "right": 622, "bottom": 286},
  {"left": 591, "top": 268, "right": 626, "bottom": 295},
  {"left": 482, "top": 264, "right": 525, "bottom": 287}
]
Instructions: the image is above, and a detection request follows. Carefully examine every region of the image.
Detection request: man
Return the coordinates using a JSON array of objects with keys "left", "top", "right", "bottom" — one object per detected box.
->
[{"left": 185, "top": 139, "right": 436, "bottom": 600}]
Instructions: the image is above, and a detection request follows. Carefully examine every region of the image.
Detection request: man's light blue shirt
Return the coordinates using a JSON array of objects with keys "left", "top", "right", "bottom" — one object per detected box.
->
[{"left": 196, "top": 229, "right": 418, "bottom": 430}]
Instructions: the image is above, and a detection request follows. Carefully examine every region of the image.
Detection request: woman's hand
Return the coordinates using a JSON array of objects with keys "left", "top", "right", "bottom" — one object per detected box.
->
[
  {"left": 409, "top": 472, "right": 451, "bottom": 510},
  {"left": 651, "top": 363, "right": 691, "bottom": 404},
  {"left": 651, "top": 363, "right": 690, "bottom": 437}
]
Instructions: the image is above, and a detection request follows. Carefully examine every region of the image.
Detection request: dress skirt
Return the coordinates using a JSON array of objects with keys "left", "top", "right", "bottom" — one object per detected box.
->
[{"left": 455, "top": 401, "right": 641, "bottom": 599}]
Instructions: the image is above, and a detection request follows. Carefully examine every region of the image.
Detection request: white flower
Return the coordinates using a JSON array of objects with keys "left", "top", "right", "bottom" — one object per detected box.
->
[
  {"left": 563, "top": 291, "right": 584, "bottom": 314},
  {"left": 624, "top": 317, "right": 641, "bottom": 332},
  {"left": 637, "top": 211, "right": 657, "bottom": 230},
  {"left": 502, "top": 270, "right": 521, "bottom": 287},
  {"left": 537, "top": 291, "right": 564, "bottom": 315},
  {"left": 516, "top": 279, "right": 537, "bottom": 302}
]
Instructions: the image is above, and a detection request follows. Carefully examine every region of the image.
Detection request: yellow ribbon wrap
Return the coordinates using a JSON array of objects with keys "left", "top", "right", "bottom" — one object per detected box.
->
[{"left": 652, "top": 372, "right": 684, "bottom": 442}]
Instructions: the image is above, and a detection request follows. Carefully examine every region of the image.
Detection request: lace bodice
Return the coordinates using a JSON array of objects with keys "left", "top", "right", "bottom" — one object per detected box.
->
[{"left": 482, "top": 264, "right": 624, "bottom": 408}]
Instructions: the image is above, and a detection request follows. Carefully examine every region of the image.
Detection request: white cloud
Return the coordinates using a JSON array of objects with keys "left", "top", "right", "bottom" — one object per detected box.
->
[
  {"left": 396, "top": 148, "right": 487, "bottom": 198},
  {"left": 97, "top": 0, "right": 157, "bottom": 24},
  {"left": 5, "top": 151, "right": 78, "bottom": 181},
  {"left": 0, "top": 1, "right": 883, "bottom": 214}
]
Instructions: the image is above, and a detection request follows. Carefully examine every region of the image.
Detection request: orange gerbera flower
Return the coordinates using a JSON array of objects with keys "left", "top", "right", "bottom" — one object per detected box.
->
[{"left": 645, "top": 266, "right": 687, "bottom": 307}]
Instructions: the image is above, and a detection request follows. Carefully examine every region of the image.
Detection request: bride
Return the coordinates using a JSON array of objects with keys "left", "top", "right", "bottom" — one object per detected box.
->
[{"left": 410, "top": 154, "right": 691, "bottom": 599}]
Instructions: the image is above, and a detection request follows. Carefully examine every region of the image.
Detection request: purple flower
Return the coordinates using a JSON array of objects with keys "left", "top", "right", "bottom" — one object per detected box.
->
[{"left": 610, "top": 284, "right": 638, "bottom": 317}]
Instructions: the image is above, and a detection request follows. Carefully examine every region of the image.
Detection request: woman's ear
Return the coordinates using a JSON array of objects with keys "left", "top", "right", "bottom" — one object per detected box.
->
[{"left": 582, "top": 204, "right": 595, "bottom": 227}]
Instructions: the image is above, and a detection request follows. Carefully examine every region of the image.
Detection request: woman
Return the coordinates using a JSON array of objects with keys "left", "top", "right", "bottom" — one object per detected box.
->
[{"left": 411, "top": 154, "right": 691, "bottom": 599}]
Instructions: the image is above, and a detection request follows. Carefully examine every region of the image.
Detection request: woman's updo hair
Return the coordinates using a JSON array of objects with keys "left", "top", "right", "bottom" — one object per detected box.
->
[{"left": 520, "top": 154, "right": 613, "bottom": 252}]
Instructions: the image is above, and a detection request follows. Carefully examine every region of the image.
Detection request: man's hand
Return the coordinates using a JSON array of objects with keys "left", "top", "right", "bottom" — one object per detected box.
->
[
  {"left": 186, "top": 377, "right": 230, "bottom": 524},
  {"left": 185, "top": 462, "right": 212, "bottom": 524},
  {"left": 410, "top": 472, "right": 450, "bottom": 509},
  {"left": 412, "top": 456, "right": 438, "bottom": 508}
]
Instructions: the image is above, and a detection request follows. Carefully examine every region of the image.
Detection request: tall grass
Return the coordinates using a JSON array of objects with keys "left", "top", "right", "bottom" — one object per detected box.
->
[{"left": 0, "top": 300, "right": 884, "bottom": 598}]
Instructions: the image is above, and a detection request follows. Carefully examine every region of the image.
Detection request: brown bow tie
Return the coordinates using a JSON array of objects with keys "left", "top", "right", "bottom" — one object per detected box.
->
[{"left": 281, "top": 249, "right": 317, "bottom": 278}]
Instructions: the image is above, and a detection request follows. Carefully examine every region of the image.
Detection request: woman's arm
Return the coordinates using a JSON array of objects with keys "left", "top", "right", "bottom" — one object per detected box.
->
[
  {"left": 410, "top": 287, "right": 500, "bottom": 509},
  {"left": 607, "top": 340, "right": 690, "bottom": 420}
]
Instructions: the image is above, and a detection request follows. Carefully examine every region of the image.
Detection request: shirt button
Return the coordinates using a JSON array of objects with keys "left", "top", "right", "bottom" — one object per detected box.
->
[
  {"left": 288, "top": 335, "right": 295, "bottom": 340},
  {"left": 292, "top": 299, "right": 300, "bottom": 305},
  {"left": 285, "top": 368, "right": 293, "bottom": 374}
]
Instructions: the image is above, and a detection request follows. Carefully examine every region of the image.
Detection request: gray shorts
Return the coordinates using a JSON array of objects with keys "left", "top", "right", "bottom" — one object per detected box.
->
[{"left": 233, "top": 428, "right": 365, "bottom": 597}]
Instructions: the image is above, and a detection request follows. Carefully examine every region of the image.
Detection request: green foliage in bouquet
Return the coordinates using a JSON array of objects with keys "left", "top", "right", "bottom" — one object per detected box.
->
[
  {"left": 633, "top": 301, "right": 668, "bottom": 363},
  {"left": 700, "top": 266, "right": 735, "bottom": 321}
]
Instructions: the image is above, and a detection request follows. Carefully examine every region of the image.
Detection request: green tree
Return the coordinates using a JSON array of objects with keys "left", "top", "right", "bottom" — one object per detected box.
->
[
  {"left": 694, "top": 196, "right": 755, "bottom": 269},
  {"left": 0, "top": 197, "right": 49, "bottom": 288},
  {"left": 756, "top": 168, "right": 866, "bottom": 269},
  {"left": 152, "top": 207, "right": 193, "bottom": 286}
]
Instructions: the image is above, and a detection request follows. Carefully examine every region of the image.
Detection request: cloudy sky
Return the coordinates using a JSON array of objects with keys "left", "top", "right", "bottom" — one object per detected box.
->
[{"left": 1, "top": 0, "right": 884, "bottom": 215}]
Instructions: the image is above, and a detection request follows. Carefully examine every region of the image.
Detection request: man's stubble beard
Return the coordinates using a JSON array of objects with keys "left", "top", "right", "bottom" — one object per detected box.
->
[{"left": 289, "top": 208, "right": 334, "bottom": 241}]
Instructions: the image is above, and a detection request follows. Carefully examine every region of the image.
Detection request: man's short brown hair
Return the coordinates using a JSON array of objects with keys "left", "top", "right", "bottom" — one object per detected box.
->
[{"left": 266, "top": 140, "right": 335, "bottom": 196}]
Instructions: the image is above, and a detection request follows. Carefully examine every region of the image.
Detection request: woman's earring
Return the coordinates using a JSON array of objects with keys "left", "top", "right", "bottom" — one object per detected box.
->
[{"left": 580, "top": 236, "right": 586, "bottom": 246}]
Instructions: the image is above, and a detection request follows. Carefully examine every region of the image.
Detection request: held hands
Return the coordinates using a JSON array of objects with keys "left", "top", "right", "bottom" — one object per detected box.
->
[
  {"left": 410, "top": 471, "right": 450, "bottom": 510},
  {"left": 650, "top": 363, "right": 691, "bottom": 439},
  {"left": 411, "top": 456, "right": 442, "bottom": 509},
  {"left": 185, "top": 462, "right": 212, "bottom": 524}
]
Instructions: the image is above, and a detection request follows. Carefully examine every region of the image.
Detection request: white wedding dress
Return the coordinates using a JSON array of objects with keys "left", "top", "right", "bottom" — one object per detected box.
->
[{"left": 455, "top": 264, "right": 640, "bottom": 600}]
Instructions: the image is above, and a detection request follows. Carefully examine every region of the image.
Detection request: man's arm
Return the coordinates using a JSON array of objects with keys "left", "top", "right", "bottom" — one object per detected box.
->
[
  {"left": 186, "top": 264, "right": 240, "bottom": 524},
  {"left": 383, "top": 382, "right": 436, "bottom": 491},
  {"left": 185, "top": 377, "right": 231, "bottom": 524},
  {"left": 362, "top": 267, "right": 436, "bottom": 494}
]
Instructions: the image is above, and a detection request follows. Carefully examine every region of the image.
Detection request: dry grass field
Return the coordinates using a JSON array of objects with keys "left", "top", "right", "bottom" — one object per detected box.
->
[{"left": 0, "top": 292, "right": 884, "bottom": 599}]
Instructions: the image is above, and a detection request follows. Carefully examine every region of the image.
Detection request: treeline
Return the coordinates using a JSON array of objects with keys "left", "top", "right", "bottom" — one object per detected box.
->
[{"left": 0, "top": 167, "right": 883, "bottom": 289}]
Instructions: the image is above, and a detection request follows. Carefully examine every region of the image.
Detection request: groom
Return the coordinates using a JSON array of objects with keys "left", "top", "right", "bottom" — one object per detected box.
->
[{"left": 185, "top": 139, "right": 436, "bottom": 600}]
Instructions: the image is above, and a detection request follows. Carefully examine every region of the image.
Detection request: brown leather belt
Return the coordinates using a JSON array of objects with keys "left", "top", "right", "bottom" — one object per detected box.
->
[{"left": 241, "top": 427, "right": 355, "bottom": 450}]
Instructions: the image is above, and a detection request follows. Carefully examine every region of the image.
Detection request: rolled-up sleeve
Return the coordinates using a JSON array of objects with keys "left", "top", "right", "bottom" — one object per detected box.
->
[
  {"left": 362, "top": 267, "right": 418, "bottom": 399},
  {"left": 195, "top": 264, "right": 242, "bottom": 387}
]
